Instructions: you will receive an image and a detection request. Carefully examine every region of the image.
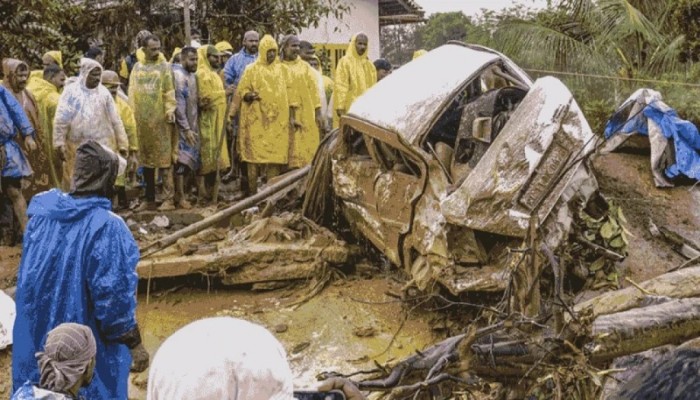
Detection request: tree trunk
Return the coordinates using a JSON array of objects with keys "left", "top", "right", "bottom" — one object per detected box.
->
[{"left": 571, "top": 265, "right": 700, "bottom": 320}]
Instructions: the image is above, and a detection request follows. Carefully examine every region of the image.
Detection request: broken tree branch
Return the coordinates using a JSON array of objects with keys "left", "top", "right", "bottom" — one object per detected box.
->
[{"left": 140, "top": 166, "right": 310, "bottom": 259}]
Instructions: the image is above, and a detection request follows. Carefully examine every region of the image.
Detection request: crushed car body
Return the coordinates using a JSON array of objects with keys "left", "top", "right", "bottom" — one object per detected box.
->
[{"left": 304, "top": 42, "right": 603, "bottom": 295}]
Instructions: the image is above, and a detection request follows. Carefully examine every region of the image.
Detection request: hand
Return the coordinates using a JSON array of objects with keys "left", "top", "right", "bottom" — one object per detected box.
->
[
  {"left": 25, "top": 136, "right": 37, "bottom": 152},
  {"left": 200, "top": 97, "right": 212, "bottom": 109},
  {"left": 290, "top": 118, "right": 303, "bottom": 130},
  {"left": 317, "top": 378, "right": 366, "bottom": 400},
  {"left": 129, "top": 343, "right": 150, "bottom": 373},
  {"left": 315, "top": 108, "right": 324, "bottom": 132},
  {"left": 185, "top": 129, "right": 197, "bottom": 147},
  {"left": 336, "top": 109, "right": 345, "bottom": 118},
  {"left": 55, "top": 145, "right": 66, "bottom": 162},
  {"left": 243, "top": 92, "right": 260, "bottom": 103},
  {"left": 166, "top": 111, "right": 175, "bottom": 124},
  {"left": 225, "top": 84, "right": 236, "bottom": 96}
]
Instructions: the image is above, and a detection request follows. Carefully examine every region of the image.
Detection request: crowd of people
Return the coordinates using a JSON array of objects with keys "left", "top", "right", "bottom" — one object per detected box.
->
[
  {"left": 0, "top": 29, "right": 401, "bottom": 246},
  {"left": 3, "top": 28, "right": 397, "bottom": 399}
]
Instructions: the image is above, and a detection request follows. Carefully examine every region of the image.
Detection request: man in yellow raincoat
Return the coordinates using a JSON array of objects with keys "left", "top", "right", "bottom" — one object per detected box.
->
[
  {"left": 119, "top": 30, "right": 152, "bottom": 88},
  {"left": 27, "top": 51, "right": 63, "bottom": 90},
  {"left": 235, "top": 35, "right": 291, "bottom": 195},
  {"left": 102, "top": 70, "right": 138, "bottom": 210},
  {"left": 332, "top": 33, "right": 376, "bottom": 129},
  {"left": 196, "top": 45, "right": 229, "bottom": 204},
  {"left": 279, "top": 35, "right": 322, "bottom": 169},
  {"left": 128, "top": 34, "right": 177, "bottom": 211},
  {"left": 26, "top": 64, "right": 65, "bottom": 187}
]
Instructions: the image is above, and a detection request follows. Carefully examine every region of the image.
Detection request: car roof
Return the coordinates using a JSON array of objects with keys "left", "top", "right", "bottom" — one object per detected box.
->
[{"left": 348, "top": 44, "right": 504, "bottom": 146}]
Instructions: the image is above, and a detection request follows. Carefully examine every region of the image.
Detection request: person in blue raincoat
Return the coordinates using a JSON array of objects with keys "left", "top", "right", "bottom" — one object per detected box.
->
[
  {"left": 0, "top": 84, "right": 37, "bottom": 235},
  {"left": 12, "top": 141, "right": 149, "bottom": 399}
]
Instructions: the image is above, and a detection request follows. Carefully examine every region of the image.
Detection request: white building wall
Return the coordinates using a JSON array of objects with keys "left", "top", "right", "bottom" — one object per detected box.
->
[{"left": 299, "top": 0, "right": 381, "bottom": 60}]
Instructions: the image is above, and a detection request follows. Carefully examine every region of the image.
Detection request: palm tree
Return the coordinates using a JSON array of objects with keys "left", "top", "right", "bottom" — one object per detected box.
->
[{"left": 491, "top": 0, "right": 686, "bottom": 78}]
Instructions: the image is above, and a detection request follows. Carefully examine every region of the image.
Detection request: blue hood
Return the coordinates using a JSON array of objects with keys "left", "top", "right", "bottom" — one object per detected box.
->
[{"left": 27, "top": 189, "right": 112, "bottom": 222}]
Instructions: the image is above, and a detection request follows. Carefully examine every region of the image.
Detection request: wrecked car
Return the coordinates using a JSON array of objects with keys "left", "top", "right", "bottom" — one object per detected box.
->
[{"left": 304, "top": 42, "right": 606, "bottom": 296}]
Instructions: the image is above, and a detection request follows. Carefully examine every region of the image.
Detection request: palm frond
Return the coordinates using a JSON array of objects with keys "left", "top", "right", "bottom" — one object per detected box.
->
[
  {"left": 493, "top": 19, "right": 615, "bottom": 75},
  {"left": 643, "top": 34, "right": 686, "bottom": 75},
  {"left": 597, "top": 0, "right": 666, "bottom": 47}
]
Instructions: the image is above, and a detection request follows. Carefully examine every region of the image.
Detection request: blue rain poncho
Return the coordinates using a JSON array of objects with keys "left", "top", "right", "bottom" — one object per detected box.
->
[
  {"left": 12, "top": 187, "right": 139, "bottom": 398},
  {"left": 0, "top": 85, "right": 35, "bottom": 178},
  {"left": 605, "top": 90, "right": 700, "bottom": 181}
]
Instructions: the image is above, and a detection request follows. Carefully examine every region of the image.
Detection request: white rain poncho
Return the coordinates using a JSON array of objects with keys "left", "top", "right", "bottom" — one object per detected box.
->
[
  {"left": 147, "top": 317, "right": 294, "bottom": 400},
  {"left": 53, "top": 58, "right": 128, "bottom": 190}
]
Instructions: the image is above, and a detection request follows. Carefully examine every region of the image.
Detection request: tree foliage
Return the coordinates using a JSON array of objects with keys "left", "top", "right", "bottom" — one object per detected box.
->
[
  {"left": 2, "top": 0, "right": 349, "bottom": 73},
  {"left": 0, "top": 0, "right": 82, "bottom": 70}
]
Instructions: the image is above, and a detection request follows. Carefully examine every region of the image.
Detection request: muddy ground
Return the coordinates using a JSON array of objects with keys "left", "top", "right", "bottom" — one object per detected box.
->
[{"left": 1, "top": 149, "right": 699, "bottom": 399}]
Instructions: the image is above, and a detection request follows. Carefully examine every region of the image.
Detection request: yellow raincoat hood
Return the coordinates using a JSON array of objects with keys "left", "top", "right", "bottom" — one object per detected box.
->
[
  {"left": 45, "top": 51, "right": 63, "bottom": 69},
  {"left": 257, "top": 35, "right": 279, "bottom": 66},
  {"left": 346, "top": 33, "right": 370, "bottom": 60},
  {"left": 136, "top": 48, "right": 167, "bottom": 64},
  {"left": 215, "top": 41, "right": 233, "bottom": 54}
]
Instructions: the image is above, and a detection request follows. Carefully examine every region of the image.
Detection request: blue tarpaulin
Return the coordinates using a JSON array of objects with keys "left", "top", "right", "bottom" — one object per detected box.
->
[
  {"left": 605, "top": 100, "right": 700, "bottom": 181},
  {"left": 12, "top": 189, "right": 139, "bottom": 399}
]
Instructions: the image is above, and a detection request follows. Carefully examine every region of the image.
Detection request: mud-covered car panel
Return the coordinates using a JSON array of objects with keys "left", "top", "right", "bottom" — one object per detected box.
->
[{"left": 441, "top": 77, "right": 598, "bottom": 238}]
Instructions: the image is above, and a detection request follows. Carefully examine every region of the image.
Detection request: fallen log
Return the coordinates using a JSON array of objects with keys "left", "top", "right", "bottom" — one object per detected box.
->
[
  {"left": 140, "top": 166, "right": 310, "bottom": 259},
  {"left": 137, "top": 241, "right": 349, "bottom": 281},
  {"left": 571, "top": 265, "right": 700, "bottom": 320},
  {"left": 588, "top": 298, "right": 700, "bottom": 363}
]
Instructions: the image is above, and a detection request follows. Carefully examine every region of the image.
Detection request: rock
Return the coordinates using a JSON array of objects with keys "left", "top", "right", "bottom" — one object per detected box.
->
[
  {"left": 151, "top": 215, "right": 170, "bottom": 228},
  {"left": 274, "top": 323, "right": 288, "bottom": 333},
  {"left": 291, "top": 341, "right": 310, "bottom": 354},
  {"left": 353, "top": 326, "right": 377, "bottom": 338}
]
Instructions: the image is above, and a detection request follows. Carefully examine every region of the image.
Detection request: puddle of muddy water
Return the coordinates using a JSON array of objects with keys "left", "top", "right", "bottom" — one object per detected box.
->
[{"left": 130, "top": 277, "right": 437, "bottom": 399}]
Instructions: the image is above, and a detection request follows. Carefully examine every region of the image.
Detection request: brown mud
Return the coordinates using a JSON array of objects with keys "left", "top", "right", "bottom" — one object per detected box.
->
[{"left": 1, "top": 151, "right": 699, "bottom": 399}]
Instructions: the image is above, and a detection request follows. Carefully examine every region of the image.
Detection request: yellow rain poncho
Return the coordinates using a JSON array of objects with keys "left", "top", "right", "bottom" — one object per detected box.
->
[
  {"left": 412, "top": 49, "right": 428, "bottom": 59},
  {"left": 281, "top": 55, "right": 321, "bottom": 168},
  {"left": 128, "top": 52, "right": 176, "bottom": 168},
  {"left": 311, "top": 55, "right": 333, "bottom": 102},
  {"left": 26, "top": 76, "right": 62, "bottom": 187},
  {"left": 332, "top": 33, "right": 377, "bottom": 128},
  {"left": 28, "top": 51, "right": 64, "bottom": 89},
  {"left": 114, "top": 96, "right": 137, "bottom": 187},
  {"left": 53, "top": 58, "right": 128, "bottom": 190},
  {"left": 119, "top": 48, "right": 166, "bottom": 80},
  {"left": 196, "top": 46, "right": 230, "bottom": 175},
  {"left": 236, "top": 35, "right": 290, "bottom": 164}
]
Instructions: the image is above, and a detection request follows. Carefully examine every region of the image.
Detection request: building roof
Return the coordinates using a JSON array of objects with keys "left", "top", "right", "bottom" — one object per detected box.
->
[{"left": 378, "top": 0, "right": 425, "bottom": 25}]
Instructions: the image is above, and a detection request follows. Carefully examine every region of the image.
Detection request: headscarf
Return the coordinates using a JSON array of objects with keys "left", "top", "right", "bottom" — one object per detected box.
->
[
  {"left": 77, "top": 58, "right": 103, "bottom": 89},
  {"left": 215, "top": 41, "right": 233, "bottom": 55},
  {"left": 45, "top": 51, "right": 63, "bottom": 69},
  {"left": 36, "top": 323, "right": 97, "bottom": 393},
  {"left": 2, "top": 58, "right": 30, "bottom": 91},
  {"left": 70, "top": 140, "right": 121, "bottom": 197}
]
